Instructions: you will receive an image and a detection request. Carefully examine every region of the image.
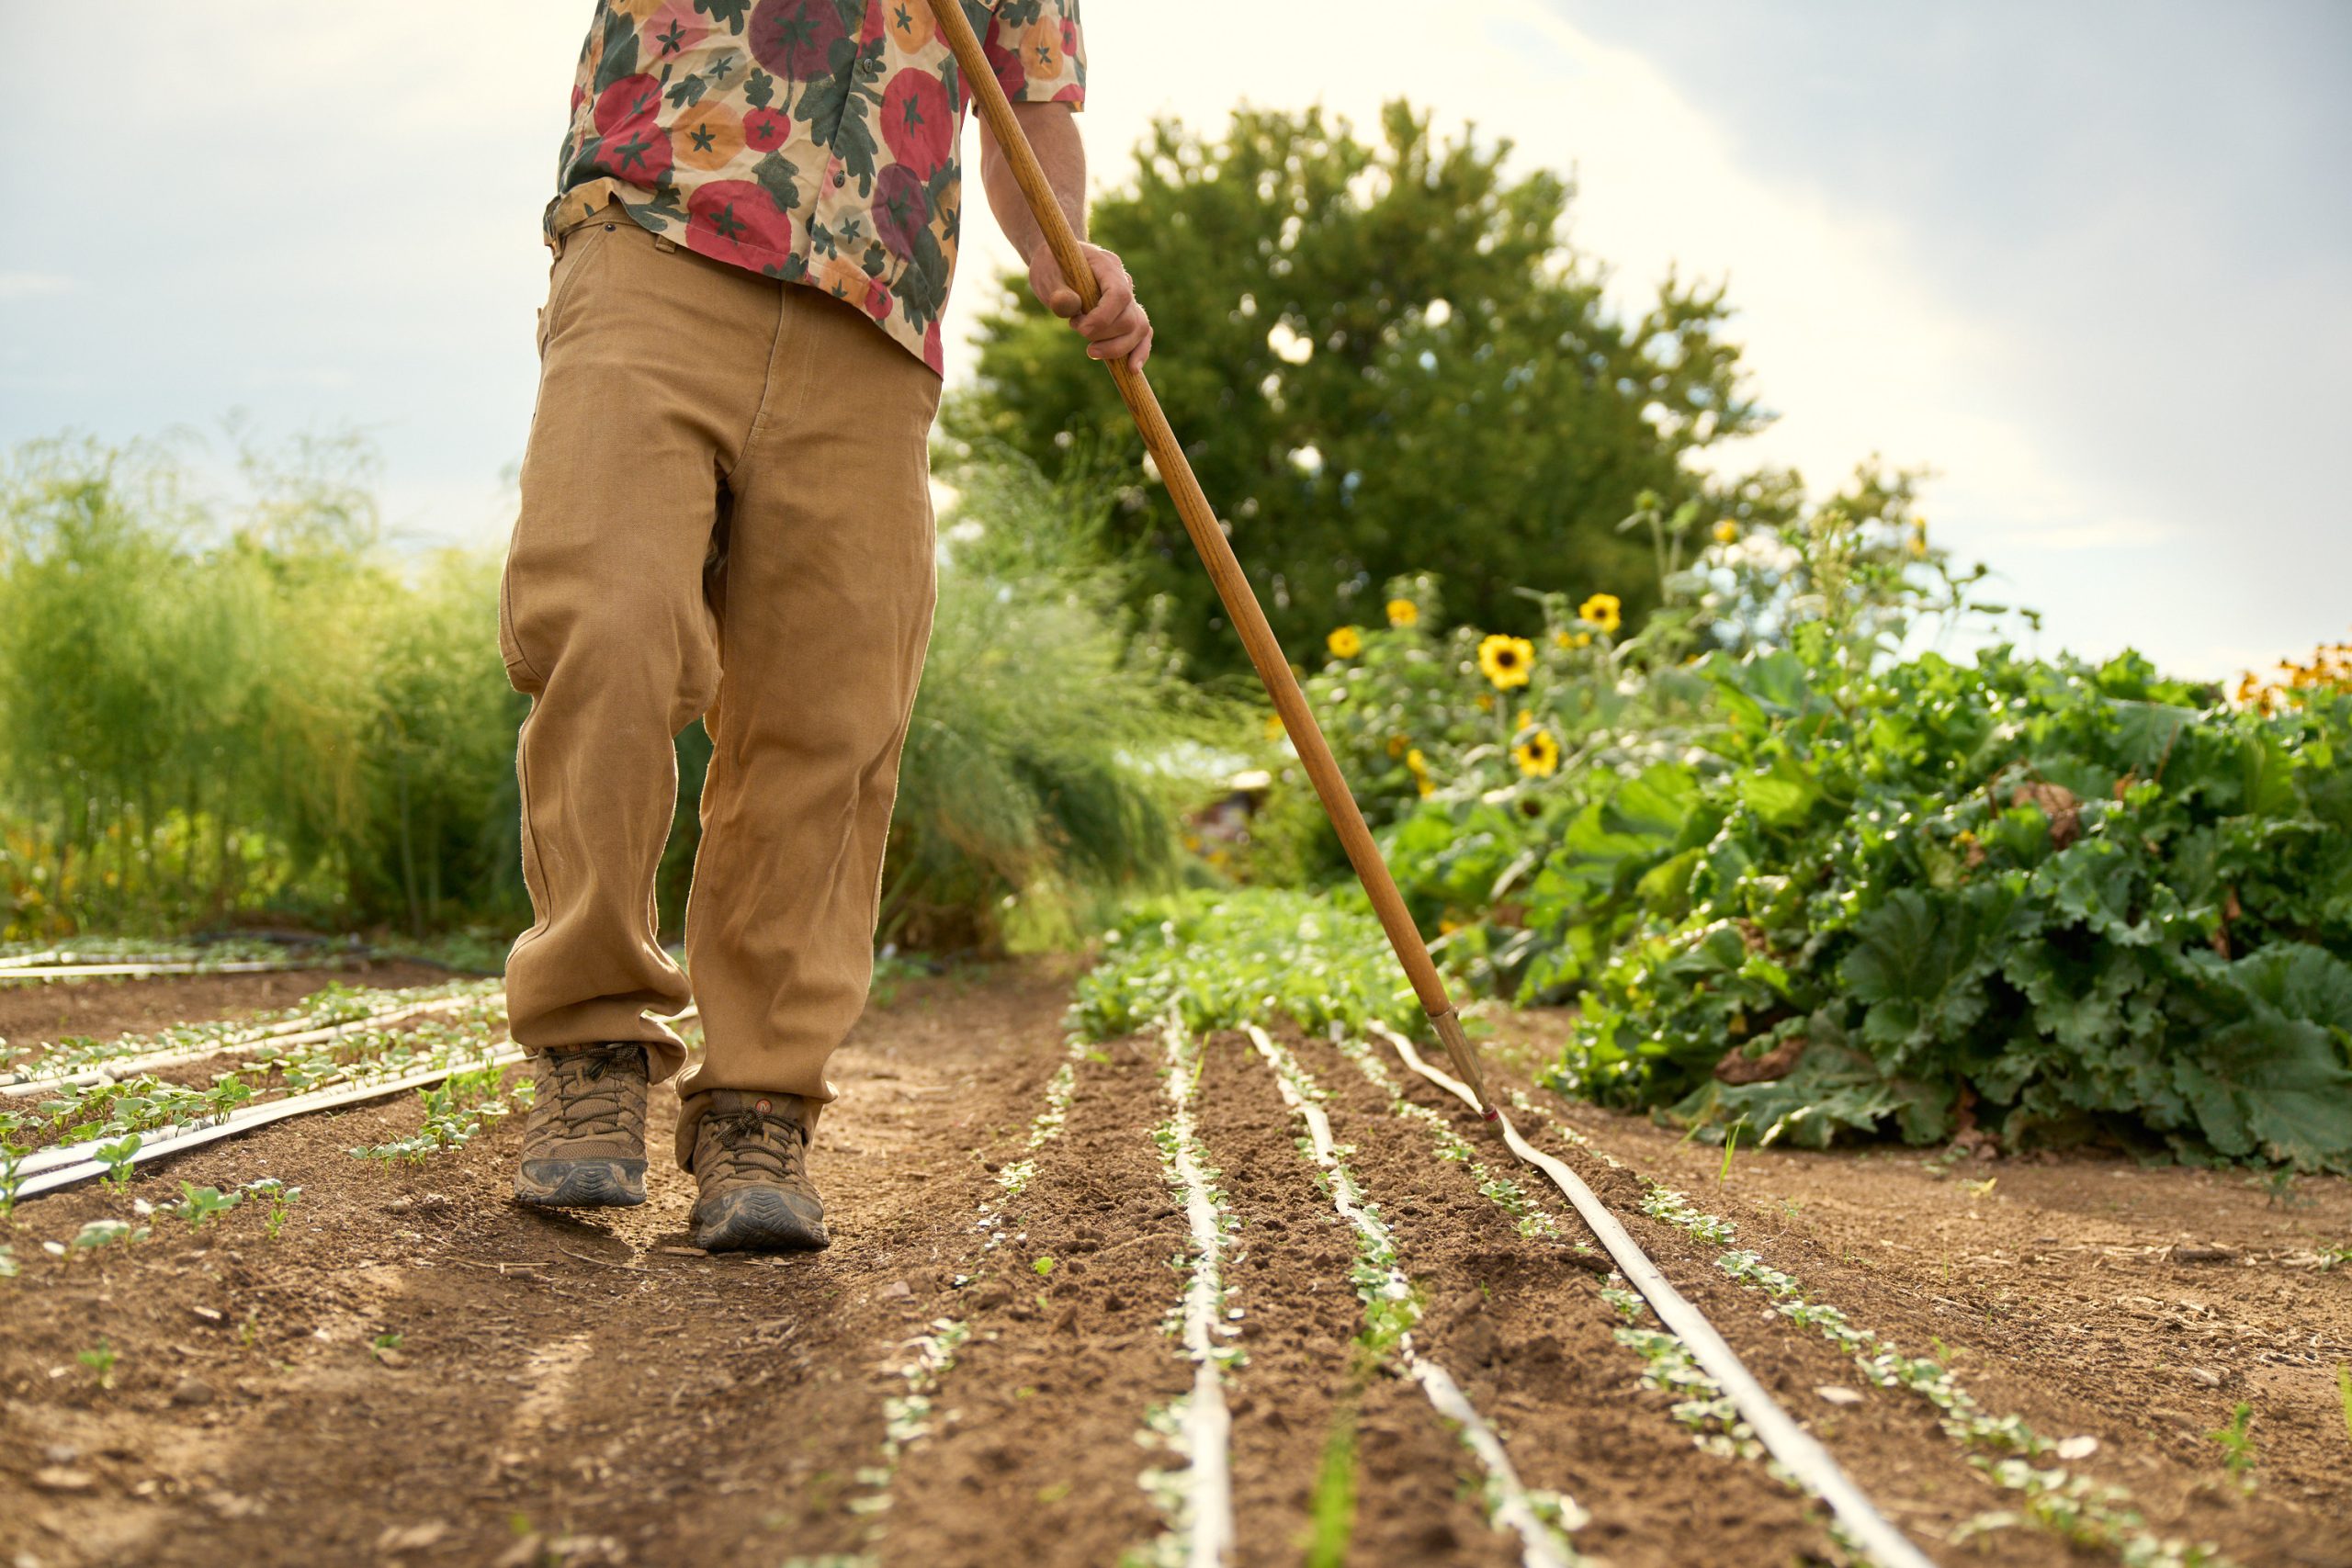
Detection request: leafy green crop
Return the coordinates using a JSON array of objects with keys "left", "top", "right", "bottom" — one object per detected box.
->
[{"left": 1477, "top": 634, "right": 2352, "bottom": 1168}]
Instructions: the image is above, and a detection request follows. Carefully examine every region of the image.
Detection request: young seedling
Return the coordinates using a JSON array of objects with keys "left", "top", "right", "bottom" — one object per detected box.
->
[
  {"left": 2336, "top": 1366, "right": 2349, "bottom": 1452},
  {"left": 1032, "top": 1255, "right": 1057, "bottom": 1278},
  {"left": 94, "top": 1133, "right": 142, "bottom": 1191},
  {"left": 1718, "top": 1124, "right": 1740, "bottom": 1185},
  {"left": 247, "top": 1178, "right": 301, "bottom": 1239},
  {"left": 2206, "top": 1402, "right": 2256, "bottom": 1487},
  {"left": 72, "top": 1219, "right": 146, "bottom": 1250},
  {"left": 369, "top": 1331, "right": 404, "bottom": 1361},
  {"left": 0, "top": 1242, "right": 17, "bottom": 1278},
  {"left": 78, "top": 1338, "right": 119, "bottom": 1390},
  {"left": 171, "top": 1181, "right": 243, "bottom": 1229}
]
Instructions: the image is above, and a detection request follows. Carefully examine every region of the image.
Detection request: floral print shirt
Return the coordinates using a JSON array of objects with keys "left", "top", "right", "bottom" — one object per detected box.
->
[{"left": 548, "top": 0, "right": 1086, "bottom": 374}]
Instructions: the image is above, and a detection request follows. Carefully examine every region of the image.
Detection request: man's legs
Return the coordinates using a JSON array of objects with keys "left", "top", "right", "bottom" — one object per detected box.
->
[
  {"left": 672, "top": 285, "right": 943, "bottom": 1192},
  {"left": 501, "top": 214, "right": 775, "bottom": 1194}
]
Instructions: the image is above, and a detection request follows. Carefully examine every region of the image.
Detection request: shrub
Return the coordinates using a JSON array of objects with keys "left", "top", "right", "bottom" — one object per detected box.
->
[{"left": 1540, "top": 637, "right": 2352, "bottom": 1168}]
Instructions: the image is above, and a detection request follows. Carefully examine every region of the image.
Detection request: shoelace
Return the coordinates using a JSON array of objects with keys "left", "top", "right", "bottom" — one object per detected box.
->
[
  {"left": 706, "top": 1107, "right": 808, "bottom": 1185},
  {"left": 540, "top": 1044, "right": 643, "bottom": 1140}
]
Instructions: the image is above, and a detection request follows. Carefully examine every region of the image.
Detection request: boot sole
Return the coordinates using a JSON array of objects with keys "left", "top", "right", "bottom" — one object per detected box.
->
[
  {"left": 691, "top": 1189, "right": 830, "bottom": 1252},
  {"left": 514, "top": 1157, "right": 648, "bottom": 1208}
]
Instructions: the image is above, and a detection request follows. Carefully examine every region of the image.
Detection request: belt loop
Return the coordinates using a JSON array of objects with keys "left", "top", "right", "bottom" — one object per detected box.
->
[{"left": 653, "top": 232, "right": 678, "bottom": 254}]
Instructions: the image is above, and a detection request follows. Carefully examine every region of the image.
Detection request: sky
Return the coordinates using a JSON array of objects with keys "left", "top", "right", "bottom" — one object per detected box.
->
[{"left": 2, "top": 1, "right": 2345, "bottom": 678}]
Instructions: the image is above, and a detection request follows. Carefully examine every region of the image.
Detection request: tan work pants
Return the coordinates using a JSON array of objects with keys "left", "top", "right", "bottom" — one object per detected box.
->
[{"left": 499, "top": 207, "right": 940, "bottom": 1162}]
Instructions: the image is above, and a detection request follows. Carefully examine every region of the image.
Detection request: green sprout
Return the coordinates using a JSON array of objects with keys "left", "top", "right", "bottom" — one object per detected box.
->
[
  {"left": 1032, "top": 1256, "right": 1057, "bottom": 1278},
  {"left": 94, "top": 1133, "right": 142, "bottom": 1190},
  {"left": 369, "top": 1331, "right": 404, "bottom": 1361},
  {"left": 2205, "top": 1403, "right": 2256, "bottom": 1486},
  {"left": 78, "top": 1339, "right": 119, "bottom": 1390},
  {"left": 2335, "top": 1366, "right": 2350, "bottom": 1451},
  {"left": 170, "top": 1181, "right": 243, "bottom": 1228}
]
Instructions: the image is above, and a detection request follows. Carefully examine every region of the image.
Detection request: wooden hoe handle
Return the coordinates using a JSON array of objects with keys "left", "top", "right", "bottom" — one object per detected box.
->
[{"left": 928, "top": 0, "right": 1498, "bottom": 1122}]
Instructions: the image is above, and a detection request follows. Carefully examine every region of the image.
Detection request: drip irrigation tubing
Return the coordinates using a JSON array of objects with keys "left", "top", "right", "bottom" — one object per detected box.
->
[
  {"left": 12, "top": 1044, "right": 524, "bottom": 1201},
  {"left": 1366, "top": 1021, "right": 1938, "bottom": 1568},
  {"left": 3, "top": 990, "right": 503, "bottom": 1096},
  {"left": 14, "top": 1006, "right": 698, "bottom": 1201},
  {"left": 0, "top": 959, "right": 340, "bottom": 985},
  {"left": 1158, "top": 1017, "right": 1238, "bottom": 1568}
]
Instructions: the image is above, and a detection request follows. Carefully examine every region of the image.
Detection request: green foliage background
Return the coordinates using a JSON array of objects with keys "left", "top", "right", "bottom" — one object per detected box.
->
[{"left": 951, "top": 101, "right": 1780, "bottom": 676}]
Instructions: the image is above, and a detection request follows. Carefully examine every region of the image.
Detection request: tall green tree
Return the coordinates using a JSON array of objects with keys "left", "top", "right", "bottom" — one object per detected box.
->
[{"left": 950, "top": 101, "right": 1771, "bottom": 674}]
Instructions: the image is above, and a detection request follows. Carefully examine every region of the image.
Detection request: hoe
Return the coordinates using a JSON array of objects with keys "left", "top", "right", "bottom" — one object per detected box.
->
[{"left": 926, "top": 0, "right": 1501, "bottom": 1128}]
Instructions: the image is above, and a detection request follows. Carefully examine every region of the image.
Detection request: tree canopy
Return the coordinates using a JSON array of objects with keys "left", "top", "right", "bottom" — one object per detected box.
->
[{"left": 950, "top": 101, "right": 1777, "bottom": 674}]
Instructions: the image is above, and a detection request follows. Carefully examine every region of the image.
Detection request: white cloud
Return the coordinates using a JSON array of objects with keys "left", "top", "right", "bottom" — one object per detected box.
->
[{"left": 0, "top": 273, "right": 78, "bottom": 301}]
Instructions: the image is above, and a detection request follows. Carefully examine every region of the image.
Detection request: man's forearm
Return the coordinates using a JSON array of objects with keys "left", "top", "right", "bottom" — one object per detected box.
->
[{"left": 981, "top": 101, "right": 1085, "bottom": 271}]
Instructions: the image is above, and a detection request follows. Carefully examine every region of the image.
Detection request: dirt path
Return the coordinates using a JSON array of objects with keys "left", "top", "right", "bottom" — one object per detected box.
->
[{"left": 4, "top": 967, "right": 2345, "bottom": 1567}]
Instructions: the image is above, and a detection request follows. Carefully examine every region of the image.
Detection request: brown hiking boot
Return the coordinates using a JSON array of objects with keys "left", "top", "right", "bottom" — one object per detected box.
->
[
  {"left": 687, "top": 1089, "right": 829, "bottom": 1252},
  {"left": 513, "top": 1043, "right": 650, "bottom": 1208}
]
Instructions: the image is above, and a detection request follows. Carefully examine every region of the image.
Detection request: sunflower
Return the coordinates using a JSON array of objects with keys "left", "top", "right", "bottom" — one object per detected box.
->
[
  {"left": 1385, "top": 598, "right": 1419, "bottom": 627},
  {"left": 1906, "top": 518, "right": 1929, "bottom": 558},
  {"left": 1262, "top": 713, "right": 1285, "bottom": 741},
  {"left": 1327, "top": 626, "right": 1363, "bottom": 659},
  {"left": 1713, "top": 519, "right": 1740, "bottom": 545},
  {"left": 1477, "top": 633, "right": 1534, "bottom": 689},
  {"left": 1512, "top": 729, "right": 1561, "bottom": 778},
  {"left": 1406, "top": 747, "right": 1434, "bottom": 797},
  {"left": 1577, "top": 593, "right": 1623, "bottom": 636},
  {"left": 1513, "top": 708, "right": 1534, "bottom": 732},
  {"left": 1385, "top": 734, "right": 1410, "bottom": 758}
]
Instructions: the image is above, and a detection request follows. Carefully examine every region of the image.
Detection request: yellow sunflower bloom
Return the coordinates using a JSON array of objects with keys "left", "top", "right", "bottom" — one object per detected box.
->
[
  {"left": 1476, "top": 633, "right": 1535, "bottom": 690},
  {"left": 1512, "top": 729, "right": 1561, "bottom": 778},
  {"left": 1513, "top": 708, "right": 1534, "bottom": 732},
  {"left": 1405, "top": 748, "right": 1430, "bottom": 774},
  {"left": 1713, "top": 520, "right": 1740, "bottom": 545},
  {"left": 1578, "top": 593, "right": 1623, "bottom": 635},
  {"left": 1262, "top": 713, "right": 1285, "bottom": 741},
  {"left": 1327, "top": 626, "right": 1363, "bottom": 659},
  {"left": 1385, "top": 598, "right": 1419, "bottom": 627}
]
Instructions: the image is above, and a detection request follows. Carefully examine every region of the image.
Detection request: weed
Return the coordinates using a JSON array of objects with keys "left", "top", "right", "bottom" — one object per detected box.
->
[
  {"left": 78, "top": 1338, "right": 118, "bottom": 1390},
  {"left": 369, "top": 1331, "right": 403, "bottom": 1361},
  {"left": 2337, "top": 1366, "right": 2351, "bottom": 1451},
  {"left": 1717, "top": 1124, "right": 1739, "bottom": 1184},
  {"left": 1302, "top": 1412, "right": 1359, "bottom": 1568},
  {"left": 1032, "top": 1255, "right": 1057, "bottom": 1278}
]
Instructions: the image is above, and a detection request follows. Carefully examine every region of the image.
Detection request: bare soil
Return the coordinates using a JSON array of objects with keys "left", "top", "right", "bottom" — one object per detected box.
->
[{"left": 1, "top": 970, "right": 2344, "bottom": 1567}]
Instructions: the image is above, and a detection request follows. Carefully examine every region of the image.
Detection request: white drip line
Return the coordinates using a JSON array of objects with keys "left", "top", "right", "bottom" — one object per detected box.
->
[
  {"left": 1244, "top": 1025, "right": 1580, "bottom": 1568},
  {"left": 1158, "top": 1017, "right": 1237, "bottom": 1568},
  {"left": 4, "top": 989, "right": 502, "bottom": 1096},
  {"left": 14, "top": 1005, "right": 698, "bottom": 1201},
  {"left": 13, "top": 1043, "right": 525, "bottom": 1200},
  {"left": 1366, "top": 1021, "right": 1937, "bottom": 1568},
  {"left": 0, "top": 959, "right": 334, "bottom": 984}
]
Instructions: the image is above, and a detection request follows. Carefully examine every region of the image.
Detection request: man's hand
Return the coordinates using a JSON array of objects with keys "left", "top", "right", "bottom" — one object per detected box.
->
[{"left": 1026, "top": 241, "right": 1152, "bottom": 372}]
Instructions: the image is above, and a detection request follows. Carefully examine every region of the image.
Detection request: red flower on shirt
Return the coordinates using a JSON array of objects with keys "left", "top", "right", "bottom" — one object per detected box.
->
[
  {"left": 594, "top": 73, "right": 664, "bottom": 135},
  {"left": 863, "top": 278, "right": 893, "bottom": 321},
  {"left": 879, "top": 68, "right": 954, "bottom": 180},
  {"left": 744, "top": 106, "right": 792, "bottom": 152},
  {"left": 686, "top": 180, "right": 793, "bottom": 266},
  {"left": 980, "top": 27, "right": 1027, "bottom": 101},
  {"left": 870, "top": 164, "right": 931, "bottom": 254},
  {"left": 749, "top": 0, "right": 847, "bottom": 80}
]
